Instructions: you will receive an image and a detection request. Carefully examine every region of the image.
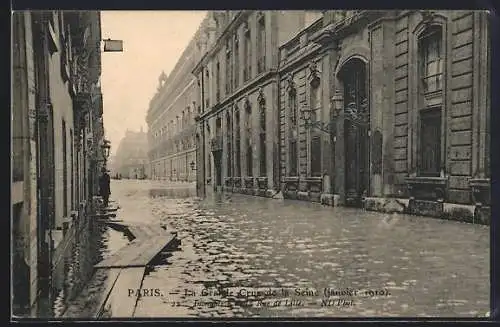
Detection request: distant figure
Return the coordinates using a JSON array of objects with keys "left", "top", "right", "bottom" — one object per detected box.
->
[{"left": 99, "top": 167, "right": 111, "bottom": 207}]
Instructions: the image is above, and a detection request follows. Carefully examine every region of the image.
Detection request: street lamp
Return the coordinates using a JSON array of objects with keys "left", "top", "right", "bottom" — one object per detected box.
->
[
  {"left": 190, "top": 160, "right": 197, "bottom": 171},
  {"left": 101, "top": 139, "right": 111, "bottom": 160}
]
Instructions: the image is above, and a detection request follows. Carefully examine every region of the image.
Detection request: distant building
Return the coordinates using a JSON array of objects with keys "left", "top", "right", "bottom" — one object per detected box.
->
[
  {"left": 146, "top": 36, "right": 197, "bottom": 182},
  {"left": 114, "top": 129, "right": 149, "bottom": 179}
]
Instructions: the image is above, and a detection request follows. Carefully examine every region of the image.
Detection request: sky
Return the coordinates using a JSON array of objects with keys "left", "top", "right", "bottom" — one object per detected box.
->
[{"left": 100, "top": 11, "right": 207, "bottom": 156}]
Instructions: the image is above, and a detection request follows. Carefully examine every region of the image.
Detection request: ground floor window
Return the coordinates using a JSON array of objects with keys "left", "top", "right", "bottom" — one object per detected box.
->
[
  {"left": 310, "top": 134, "right": 322, "bottom": 177},
  {"left": 418, "top": 107, "right": 441, "bottom": 177},
  {"left": 259, "top": 134, "right": 266, "bottom": 176},
  {"left": 246, "top": 139, "right": 253, "bottom": 176},
  {"left": 289, "top": 139, "right": 297, "bottom": 176}
]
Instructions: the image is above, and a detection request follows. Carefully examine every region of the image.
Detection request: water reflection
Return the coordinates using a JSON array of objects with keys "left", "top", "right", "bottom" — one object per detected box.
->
[
  {"left": 55, "top": 181, "right": 489, "bottom": 318},
  {"left": 134, "top": 187, "right": 489, "bottom": 318}
]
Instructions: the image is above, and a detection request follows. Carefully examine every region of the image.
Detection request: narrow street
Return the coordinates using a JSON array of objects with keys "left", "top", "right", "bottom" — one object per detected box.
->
[{"left": 57, "top": 179, "right": 489, "bottom": 318}]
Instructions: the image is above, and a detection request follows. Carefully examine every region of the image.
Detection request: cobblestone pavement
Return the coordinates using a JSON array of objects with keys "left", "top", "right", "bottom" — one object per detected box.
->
[{"left": 63, "top": 180, "right": 490, "bottom": 318}]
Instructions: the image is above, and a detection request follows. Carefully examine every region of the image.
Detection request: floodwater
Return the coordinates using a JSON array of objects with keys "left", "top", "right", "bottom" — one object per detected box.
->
[{"left": 99, "top": 180, "right": 489, "bottom": 318}]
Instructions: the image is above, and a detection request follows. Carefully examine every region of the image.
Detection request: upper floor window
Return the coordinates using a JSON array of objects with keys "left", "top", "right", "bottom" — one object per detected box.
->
[
  {"left": 257, "top": 13, "right": 266, "bottom": 74},
  {"left": 244, "top": 22, "right": 251, "bottom": 82},
  {"left": 289, "top": 91, "right": 298, "bottom": 126},
  {"left": 216, "top": 61, "right": 220, "bottom": 102},
  {"left": 419, "top": 26, "right": 443, "bottom": 94},
  {"left": 226, "top": 39, "right": 232, "bottom": 94},
  {"left": 234, "top": 34, "right": 239, "bottom": 89},
  {"left": 310, "top": 81, "right": 321, "bottom": 122}
]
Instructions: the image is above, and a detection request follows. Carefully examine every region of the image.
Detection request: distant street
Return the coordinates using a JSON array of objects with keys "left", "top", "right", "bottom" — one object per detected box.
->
[{"left": 59, "top": 180, "right": 489, "bottom": 318}]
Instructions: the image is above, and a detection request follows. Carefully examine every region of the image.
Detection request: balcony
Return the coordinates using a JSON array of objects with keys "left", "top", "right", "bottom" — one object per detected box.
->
[
  {"left": 210, "top": 135, "right": 223, "bottom": 152},
  {"left": 74, "top": 92, "right": 92, "bottom": 114}
]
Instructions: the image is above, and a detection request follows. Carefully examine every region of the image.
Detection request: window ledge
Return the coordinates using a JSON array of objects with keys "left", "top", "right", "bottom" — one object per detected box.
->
[
  {"left": 405, "top": 176, "right": 447, "bottom": 185},
  {"left": 405, "top": 176, "right": 448, "bottom": 201}
]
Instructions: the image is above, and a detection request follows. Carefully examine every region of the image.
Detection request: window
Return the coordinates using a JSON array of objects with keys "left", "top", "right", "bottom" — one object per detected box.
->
[
  {"left": 244, "top": 22, "right": 251, "bottom": 82},
  {"left": 259, "top": 104, "right": 266, "bottom": 176},
  {"left": 419, "top": 26, "right": 443, "bottom": 94},
  {"left": 216, "top": 61, "right": 220, "bottom": 102},
  {"left": 226, "top": 113, "right": 232, "bottom": 177},
  {"left": 234, "top": 34, "right": 239, "bottom": 89},
  {"left": 205, "top": 69, "right": 210, "bottom": 108},
  {"left": 62, "top": 120, "right": 68, "bottom": 217},
  {"left": 246, "top": 104, "right": 253, "bottom": 176},
  {"left": 70, "top": 129, "right": 74, "bottom": 209},
  {"left": 309, "top": 82, "right": 322, "bottom": 177},
  {"left": 257, "top": 13, "right": 266, "bottom": 73},
  {"left": 289, "top": 91, "right": 298, "bottom": 176},
  {"left": 419, "top": 108, "right": 441, "bottom": 177},
  {"left": 235, "top": 108, "right": 241, "bottom": 177},
  {"left": 226, "top": 40, "right": 232, "bottom": 95},
  {"left": 310, "top": 135, "right": 322, "bottom": 177}
]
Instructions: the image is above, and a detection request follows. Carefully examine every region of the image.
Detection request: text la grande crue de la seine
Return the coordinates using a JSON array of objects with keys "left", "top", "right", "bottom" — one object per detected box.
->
[{"left": 183, "top": 287, "right": 390, "bottom": 298}]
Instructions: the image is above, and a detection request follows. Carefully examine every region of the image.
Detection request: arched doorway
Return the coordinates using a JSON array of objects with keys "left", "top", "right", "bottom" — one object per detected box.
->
[{"left": 338, "top": 58, "right": 370, "bottom": 207}]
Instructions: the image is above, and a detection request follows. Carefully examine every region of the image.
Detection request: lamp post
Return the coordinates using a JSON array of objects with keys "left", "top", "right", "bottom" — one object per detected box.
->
[
  {"left": 299, "top": 90, "right": 344, "bottom": 137},
  {"left": 100, "top": 139, "right": 111, "bottom": 167}
]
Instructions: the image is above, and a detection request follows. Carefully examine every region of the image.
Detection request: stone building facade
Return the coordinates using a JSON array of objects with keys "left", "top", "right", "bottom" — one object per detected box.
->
[
  {"left": 192, "top": 11, "right": 323, "bottom": 197},
  {"left": 146, "top": 38, "right": 198, "bottom": 183},
  {"left": 191, "top": 10, "right": 490, "bottom": 223},
  {"left": 277, "top": 10, "right": 490, "bottom": 223},
  {"left": 12, "top": 11, "right": 106, "bottom": 314}
]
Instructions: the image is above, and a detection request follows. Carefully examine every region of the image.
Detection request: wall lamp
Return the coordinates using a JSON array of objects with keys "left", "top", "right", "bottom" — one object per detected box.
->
[
  {"left": 300, "top": 91, "right": 370, "bottom": 140},
  {"left": 300, "top": 90, "right": 344, "bottom": 136},
  {"left": 101, "top": 139, "right": 111, "bottom": 159}
]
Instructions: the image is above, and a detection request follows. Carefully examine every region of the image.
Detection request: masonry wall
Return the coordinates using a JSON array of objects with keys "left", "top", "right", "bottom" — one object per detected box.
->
[
  {"left": 12, "top": 11, "right": 39, "bottom": 311},
  {"left": 48, "top": 13, "right": 75, "bottom": 227},
  {"left": 276, "top": 10, "right": 489, "bottom": 207}
]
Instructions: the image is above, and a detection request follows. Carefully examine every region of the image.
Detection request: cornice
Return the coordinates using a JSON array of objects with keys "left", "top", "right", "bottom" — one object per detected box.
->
[{"left": 197, "top": 69, "right": 277, "bottom": 121}]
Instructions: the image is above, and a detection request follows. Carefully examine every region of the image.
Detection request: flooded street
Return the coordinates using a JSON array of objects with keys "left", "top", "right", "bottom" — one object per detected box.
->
[{"left": 56, "top": 180, "right": 489, "bottom": 318}]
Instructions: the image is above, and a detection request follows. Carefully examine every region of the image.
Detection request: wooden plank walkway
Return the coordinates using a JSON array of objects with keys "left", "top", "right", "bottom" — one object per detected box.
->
[
  {"left": 91, "top": 212, "right": 179, "bottom": 318},
  {"left": 94, "top": 268, "right": 122, "bottom": 318},
  {"left": 99, "top": 267, "right": 145, "bottom": 318},
  {"left": 95, "top": 232, "right": 176, "bottom": 268}
]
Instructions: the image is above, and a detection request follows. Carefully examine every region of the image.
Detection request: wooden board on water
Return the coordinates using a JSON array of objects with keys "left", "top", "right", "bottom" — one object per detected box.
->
[
  {"left": 94, "top": 233, "right": 176, "bottom": 268},
  {"left": 101, "top": 267, "right": 145, "bottom": 318},
  {"left": 94, "top": 268, "right": 122, "bottom": 318}
]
